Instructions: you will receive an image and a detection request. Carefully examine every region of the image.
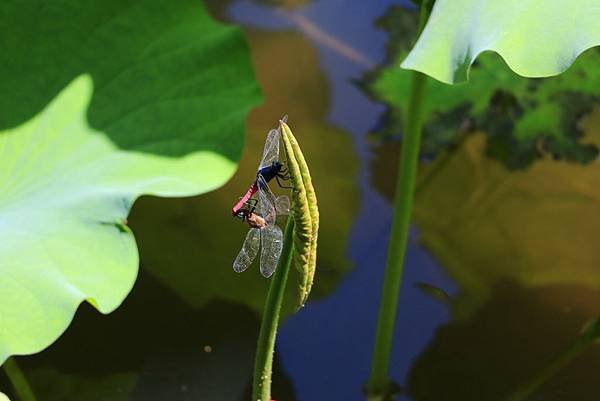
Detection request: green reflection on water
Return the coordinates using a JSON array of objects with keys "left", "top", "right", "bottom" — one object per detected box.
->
[{"left": 370, "top": 94, "right": 600, "bottom": 401}]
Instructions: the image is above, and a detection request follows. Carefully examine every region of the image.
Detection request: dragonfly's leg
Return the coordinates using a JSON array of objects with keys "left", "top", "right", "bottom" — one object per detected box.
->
[
  {"left": 242, "top": 198, "right": 258, "bottom": 213},
  {"left": 248, "top": 199, "right": 258, "bottom": 213},
  {"left": 276, "top": 175, "right": 293, "bottom": 189},
  {"left": 279, "top": 160, "right": 292, "bottom": 175},
  {"left": 239, "top": 196, "right": 258, "bottom": 206},
  {"left": 250, "top": 198, "right": 259, "bottom": 213},
  {"left": 278, "top": 163, "right": 290, "bottom": 178}
]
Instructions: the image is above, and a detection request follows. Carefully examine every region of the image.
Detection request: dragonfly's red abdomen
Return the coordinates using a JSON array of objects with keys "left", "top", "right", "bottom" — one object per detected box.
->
[{"left": 232, "top": 181, "right": 259, "bottom": 216}]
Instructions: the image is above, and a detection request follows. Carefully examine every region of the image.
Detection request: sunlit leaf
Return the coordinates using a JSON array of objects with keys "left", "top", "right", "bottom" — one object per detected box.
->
[{"left": 401, "top": 0, "right": 600, "bottom": 84}]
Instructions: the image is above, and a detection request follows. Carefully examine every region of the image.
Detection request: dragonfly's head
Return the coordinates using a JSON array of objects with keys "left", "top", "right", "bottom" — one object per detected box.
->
[{"left": 272, "top": 160, "right": 283, "bottom": 171}]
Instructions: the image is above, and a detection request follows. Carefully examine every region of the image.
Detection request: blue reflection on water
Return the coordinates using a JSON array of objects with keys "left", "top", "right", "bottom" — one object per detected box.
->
[{"left": 229, "top": 1, "right": 458, "bottom": 400}]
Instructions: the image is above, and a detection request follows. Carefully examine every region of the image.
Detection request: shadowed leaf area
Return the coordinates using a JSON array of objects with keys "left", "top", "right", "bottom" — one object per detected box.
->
[
  {"left": 128, "top": 27, "right": 358, "bottom": 315},
  {"left": 362, "top": 6, "right": 600, "bottom": 169},
  {"left": 0, "top": 0, "right": 260, "bottom": 159}
]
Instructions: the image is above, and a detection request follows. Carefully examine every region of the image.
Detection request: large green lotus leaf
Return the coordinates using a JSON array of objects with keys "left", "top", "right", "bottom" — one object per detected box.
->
[
  {"left": 363, "top": 6, "right": 599, "bottom": 169},
  {"left": 129, "top": 28, "right": 359, "bottom": 314},
  {"left": 401, "top": 0, "right": 600, "bottom": 84},
  {"left": 411, "top": 110, "right": 600, "bottom": 316},
  {"left": 0, "top": 0, "right": 263, "bottom": 364},
  {"left": 0, "top": 75, "right": 241, "bottom": 364}
]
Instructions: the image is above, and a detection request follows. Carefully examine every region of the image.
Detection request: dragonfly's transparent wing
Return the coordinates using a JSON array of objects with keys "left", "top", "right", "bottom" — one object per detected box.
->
[
  {"left": 233, "top": 228, "right": 260, "bottom": 273},
  {"left": 257, "top": 175, "right": 278, "bottom": 226},
  {"left": 258, "top": 129, "right": 281, "bottom": 170},
  {"left": 275, "top": 195, "right": 290, "bottom": 215},
  {"left": 260, "top": 225, "right": 284, "bottom": 278}
]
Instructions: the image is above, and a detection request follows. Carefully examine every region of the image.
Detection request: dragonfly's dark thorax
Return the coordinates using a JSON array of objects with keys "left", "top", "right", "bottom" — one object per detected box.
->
[{"left": 258, "top": 161, "right": 283, "bottom": 182}]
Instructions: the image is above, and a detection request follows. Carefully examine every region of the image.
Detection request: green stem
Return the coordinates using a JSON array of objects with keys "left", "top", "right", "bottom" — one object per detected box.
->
[
  {"left": 503, "top": 318, "right": 600, "bottom": 401},
  {"left": 366, "top": 70, "right": 428, "bottom": 398},
  {"left": 366, "top": 2, "right": 432, "bottom": 397},
  {"left": 252, "top": 218, "right": 295, "bottom": 401},
  {"left": 2, "top": 357, "right": 38, "bottom": 401}
]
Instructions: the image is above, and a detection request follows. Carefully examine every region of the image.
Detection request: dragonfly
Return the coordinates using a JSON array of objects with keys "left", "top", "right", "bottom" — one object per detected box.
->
[
  {"left": 231, "top": 115, "right": 290, "bottom": 221},
  {"left": 232, "top": 118, "right": 291, "bottom": 278}
]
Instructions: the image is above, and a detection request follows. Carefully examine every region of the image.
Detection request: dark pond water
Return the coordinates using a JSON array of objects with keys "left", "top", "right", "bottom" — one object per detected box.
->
[{"left": 3, "top": 1, "right": 599, "bottom": 401}]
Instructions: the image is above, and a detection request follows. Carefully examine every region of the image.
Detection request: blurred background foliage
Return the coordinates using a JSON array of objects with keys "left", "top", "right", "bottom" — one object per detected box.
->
[
  {"left": 412, "top": 114, "right": 600, "bottom": 317},
  {"left": 362, "top": 6, "right": 599, "bottom": 169}
]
